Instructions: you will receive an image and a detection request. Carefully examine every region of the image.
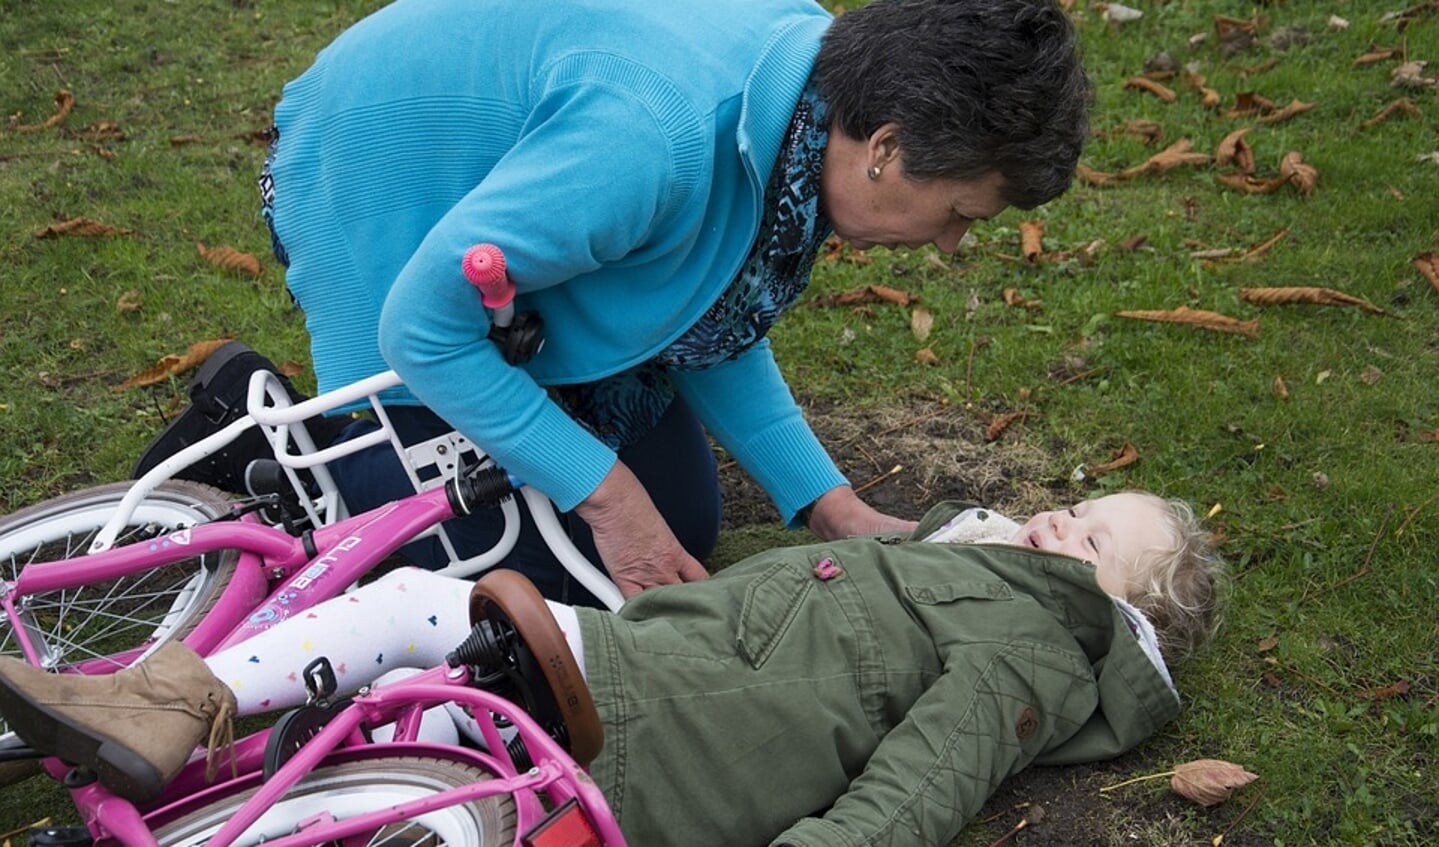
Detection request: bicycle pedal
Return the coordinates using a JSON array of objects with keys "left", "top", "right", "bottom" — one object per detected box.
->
[
  {"left": 262, "top": 699, "right": 349, "bottom": 778},
  {"left": 28, "top": 826, "right": 93, "bottom": 847}
]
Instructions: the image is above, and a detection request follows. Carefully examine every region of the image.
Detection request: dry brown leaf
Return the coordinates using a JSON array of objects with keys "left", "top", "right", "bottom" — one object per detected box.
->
[
  {"left": 116, "top": 289, "right": 142, "bottom": 314},
  {"left": 1121, "top": 139, "right": 1213, "bottom": 179},
  {"left": 1257, "top": 99, "right": 1316, "bottom": 125},
  {"left": 1354, "top": 46, "right": 1401, "bottom": 66},
  {"left": 910, "top": 307, "right": 934, "bottom": 342},
  {"left": 1002, "top": 288, "right": 1043, "bottom": 309},
  {"left": 1391, "top": 60, "right": 1436, "bottom": 90},
  {"left": 1256, "top": 635, "right": 1281, "bottom": 652},
  {"left": 1225, "top": 91, "right": 1278, "bottom": 118},
  {"left": 1020, "top": 220, "right": 1045, "bottom": 263},
  {"left": 196, "top": 241, "right": 263, "bottom": 278},
  {"left": 914, "top": 347, "right": 940, "bottom": 366},
  {"left": 8, "top": 89, "right": 75, "bottom": 133},
  {"left": 34, "top": 217, "right": 135, "bottom": 238},
  {"left": 1075, "top": 163, "right": 1120, "bottom": 186},
  {"left": 1124, "top": 77, "right": 1178, "bottom": 103},
  {"left": 277, "top": 360, "right": 306, "bottom": 379},
  {"left": 1414, "top": 252, "right": 1439, "bottom": 293},
  {"left": 71, "top": 121, "right": 125, "bottom": 142},
  {"left": 1170, "top": 759, "right": 1259, "bottom": 807},
  {"left": 1356, "top": 680, "right": 1410, "bottom": 701},
  {"left": 1215, "top": 127, "right": 1256, "bottom": 173},
  {"left": 1216, "top": 172, "right": 1287, "bottom": 195},
  {"left": 115, "top": 339, "right": 236, "bottom": 390},
  {"left": 1278, "top": 151, "right": 1318, "bottom": 195},
  {"left": 985, "top": 410, "right": 1032, "bottom": 442},
  {"left": 1272, "top": 374, "right": 1290, "bottom": 401},
  {"left": 169, "top": 134, "right": 206, "bottom": 146},
  {"left": 809, "top": 285, "right": 918, "bottom": 308},
  {"left": 1200, "top": 228, "right": 1290, "bottom": 263},
  {"left": 1114, "top": 305, "right": 1259, "bottom": 337},
  {"left": 1124, "top": 118, "right": 1164, "bottom": 145},
  {"left": 1361, "top": 98, "right": 1422, "bottom": 128},
  {"left": 1088, "top": 442, "right": 1139, "bottom": 477},
  {"left": 1240, "top": 286, "right": 1389, "bottom": 316}
]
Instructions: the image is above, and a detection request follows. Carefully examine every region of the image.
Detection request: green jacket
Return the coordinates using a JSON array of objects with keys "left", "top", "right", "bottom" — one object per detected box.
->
[{"left": 576, "top": 503, "right": 1182, "bottom": 846}]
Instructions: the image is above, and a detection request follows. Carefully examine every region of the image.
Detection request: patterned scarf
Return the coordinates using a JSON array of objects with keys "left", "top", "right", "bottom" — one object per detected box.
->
[{"left": 556, "top": 82, "right": 832, "bottom": 449}]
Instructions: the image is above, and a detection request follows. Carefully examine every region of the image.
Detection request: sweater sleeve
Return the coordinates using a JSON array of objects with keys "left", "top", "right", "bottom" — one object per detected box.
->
[
  {"left": 379, "top": 82, "right": 682, "bottom": 509},
  {"left": 771, "top": 642, "right": 1099, "bottom": 847},
  {"left": 669, "top": 339, "right": 847, "bottom": 525}
]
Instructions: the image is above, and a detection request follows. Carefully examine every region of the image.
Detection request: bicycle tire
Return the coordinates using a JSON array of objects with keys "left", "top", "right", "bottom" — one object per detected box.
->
[
  {"left": 148, "top": 755, "right": 518, "bottom": 847},
  {"left": 0, "top": 481, "right": 239, "bottom": 729}
]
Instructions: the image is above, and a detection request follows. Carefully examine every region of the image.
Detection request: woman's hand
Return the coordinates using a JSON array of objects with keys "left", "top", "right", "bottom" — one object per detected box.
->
[
  {"left": 576, "top": 461, "right": 710, "bottom": 599},
  {"left": 806, "top": 485, "right": 917, "bottom": 540}
]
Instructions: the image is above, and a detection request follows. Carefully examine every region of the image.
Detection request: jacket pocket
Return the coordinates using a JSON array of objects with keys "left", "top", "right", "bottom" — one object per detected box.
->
[
  {"left": 735, "top": 561, "right": 815, "bottom": 669},
  {"left": 905, "top": 580, "right": 1015, "bottom": 605}
]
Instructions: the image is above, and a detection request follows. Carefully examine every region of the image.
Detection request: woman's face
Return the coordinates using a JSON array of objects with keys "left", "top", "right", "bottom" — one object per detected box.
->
[{"left": 819, "top": 122, "right": 1009, "bottom": 253}]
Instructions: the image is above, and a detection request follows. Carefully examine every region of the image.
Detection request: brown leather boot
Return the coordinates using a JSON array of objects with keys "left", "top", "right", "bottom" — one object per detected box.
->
[{"left": 0, "top": 642, "right": 235, "bottom": 803}]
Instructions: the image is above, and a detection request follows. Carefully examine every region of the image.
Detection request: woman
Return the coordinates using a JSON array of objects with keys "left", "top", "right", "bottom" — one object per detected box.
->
[{"left": 253, "top": 0, "right": 1090, "bottom": 602}]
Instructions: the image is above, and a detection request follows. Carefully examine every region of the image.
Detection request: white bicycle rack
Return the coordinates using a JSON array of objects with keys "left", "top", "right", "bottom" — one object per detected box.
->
[{"left": 96, "top": 369, "right": 624, "bottom": 610}]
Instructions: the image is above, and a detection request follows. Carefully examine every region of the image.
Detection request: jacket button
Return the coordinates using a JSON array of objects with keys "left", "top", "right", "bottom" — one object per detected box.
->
[{"left": 1015, "top": 706, "right": 1039, "bottom": 740}]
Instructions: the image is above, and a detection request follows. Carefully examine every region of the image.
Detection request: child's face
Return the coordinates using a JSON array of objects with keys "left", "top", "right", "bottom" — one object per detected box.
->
[{"left": 1009, "top": 492, "right": 1173, "bottom": 599}]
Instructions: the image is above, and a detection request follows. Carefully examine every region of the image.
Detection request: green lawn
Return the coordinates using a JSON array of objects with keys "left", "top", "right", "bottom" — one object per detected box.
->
[{"left": 3, "top": 1, "right": 1438, "bottom": 844}]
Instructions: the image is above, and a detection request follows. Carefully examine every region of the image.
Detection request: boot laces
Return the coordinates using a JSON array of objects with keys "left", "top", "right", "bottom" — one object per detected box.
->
[{"left": 203, "top": 694, "right": 238, "bottom": 783}]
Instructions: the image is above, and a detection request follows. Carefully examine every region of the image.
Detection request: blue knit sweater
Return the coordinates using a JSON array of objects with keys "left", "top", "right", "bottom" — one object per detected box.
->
[{"left": 269, "top": 0, "right": 844, "bottom": 520}]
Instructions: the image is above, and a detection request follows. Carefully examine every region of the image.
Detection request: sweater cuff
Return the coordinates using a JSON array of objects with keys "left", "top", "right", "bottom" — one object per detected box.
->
[
  {"left": 500, "top": 402, "right": 617, "bottom": 511},
  {"left": 739, "top": 418, "right": 847, "bottom": 526}
]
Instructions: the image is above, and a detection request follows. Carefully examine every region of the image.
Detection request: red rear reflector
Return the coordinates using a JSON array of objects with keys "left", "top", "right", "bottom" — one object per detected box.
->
[{"left": 521, "top": 798, "right": 601, "bottom": 847}]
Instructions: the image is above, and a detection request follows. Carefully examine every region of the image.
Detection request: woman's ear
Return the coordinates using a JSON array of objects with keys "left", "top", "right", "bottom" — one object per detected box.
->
[{"left": 865, "top": 122, "right": 902, "bottom": 176}]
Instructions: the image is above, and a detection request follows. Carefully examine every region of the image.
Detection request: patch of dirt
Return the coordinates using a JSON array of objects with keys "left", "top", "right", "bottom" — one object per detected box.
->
[{"left": 719, "top": 397, "right": 1067, "bottom": 530}]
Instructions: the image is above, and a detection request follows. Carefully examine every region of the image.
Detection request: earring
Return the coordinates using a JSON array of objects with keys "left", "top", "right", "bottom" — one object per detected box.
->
[{"left": 867, "top": 165, "right": 883, "bottom": 180}]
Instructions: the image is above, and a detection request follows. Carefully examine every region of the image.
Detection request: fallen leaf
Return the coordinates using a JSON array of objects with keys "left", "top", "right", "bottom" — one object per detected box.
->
[
  {"left": 1225, "top": 91, "right": 1277, "bottom": 119},
  {"left": 910, "top": 307, "right": 934, "bottom": 342},
  {"left": 196, "top": 242, "right": 263, "bottom": 278},
  {"left": 1257, "top": 99, "right": 1315, "bottom": 125},
  {"left": 8, "top": 89, "right": 74, "bottom": 132},
  {"left": 1329, "top": 15, "right": 1350, "bottom": 29},
  {"left": 1391, "top": 60, "right": 1436, "bottom": 89},
  {"left": 1413, "top": 252, "right": 1439, "bottom": 293},
  {"left": 1121, "top": 138, "right": 1213, "bottom": 179},
  {"left": 1357, "top": 680, "right": 1410, "bottom": 701},
  {"left": 115, "top": 338, "right": 236, "bottom": 390},
  {"left": 35, "top": 216, "right": 135, "bottom": 238},
  {"left": 1114, "top": 305, "right": 1259, "bottom": 337},
  {"left": 1124, "top": 77, "right": 1178, "bottom": 103},
  {"left": 1020, "top": 220, "right": 1045, "bottom": 263},
  {"left": 1215, "top": 128, "right": 1256, "bottom": 174},
  {"left": 914, "top": 347, "right": 940, "bottom": 366},
  {"left": 1104, "top": 2, "right": 1144, "bottom": 23},
  {"left": 1354, "top": 45, "right": 1401, "bottom": 66},
  {"left": 1360, "top": 365, "right": 1384, "bottom": 385},
  {"left": 1278, "top": 151, "right": 1318, "bottom": 195},
  {"left": 1240, "top": 286, "right": 1388, "bottom": 316},
  {"left": 1171, "top": 759, "right": 1259, "bottom": 807},
  {"left": 985, "top": 410, "right": 1032, "bottom": 442},
  {"left": 116, "top": 289, "right": 142, "bottom": 313},
  {"left": 1272, "top": 374, "right": 1289, "bottom": 400},
  {"left": 1002, "top": 288, "right": 1043, "bottom": 309},
  {"left": 1256, "top": 635, "right": 1280, "bottom": 652},
  {"left": 1087, "top": 442, "right": 1139, "bottom": 477},
  {"left": 1361, "top": 98, "right": 1422, "bottom": 128},
  {"left": 809, "top": 285, "right": 918, "bottom": 308}
]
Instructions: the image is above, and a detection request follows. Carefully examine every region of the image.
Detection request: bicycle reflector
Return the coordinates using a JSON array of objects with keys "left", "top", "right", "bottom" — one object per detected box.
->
[{"left": 520, "top": 798, "right": 601, "bottom": 847}]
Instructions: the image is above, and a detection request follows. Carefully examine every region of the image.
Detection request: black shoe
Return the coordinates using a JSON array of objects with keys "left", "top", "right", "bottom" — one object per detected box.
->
[{"left": 132, "top": 342, "right": 343, "bottom": 494}]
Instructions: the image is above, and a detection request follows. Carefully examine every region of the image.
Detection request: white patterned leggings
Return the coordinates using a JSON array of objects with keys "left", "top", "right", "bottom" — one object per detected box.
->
[{"left": 206, "top": 568, "right": 585, "bottom": 721}]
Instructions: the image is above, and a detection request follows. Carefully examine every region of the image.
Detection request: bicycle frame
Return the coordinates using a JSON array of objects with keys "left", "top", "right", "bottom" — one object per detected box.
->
[{"left": 65, "top": 664, "right": 622, "bottom": 846}]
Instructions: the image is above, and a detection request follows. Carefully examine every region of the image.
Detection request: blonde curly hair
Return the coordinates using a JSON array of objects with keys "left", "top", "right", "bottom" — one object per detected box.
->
[{"left": 1122, "top": 493, "right": 1229, "bottom": 664}]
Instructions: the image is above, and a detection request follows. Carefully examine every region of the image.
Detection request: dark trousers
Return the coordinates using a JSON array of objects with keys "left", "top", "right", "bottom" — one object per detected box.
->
[{"left": 325, "top": 398, "right": 721, "bottom": 606}]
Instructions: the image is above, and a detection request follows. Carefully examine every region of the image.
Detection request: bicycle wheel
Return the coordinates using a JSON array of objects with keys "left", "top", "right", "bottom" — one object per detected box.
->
[
  {"left": 0, "top": 481, "right": 239, "bottom": 677},
  {"left": 149, "top": 755, "right": 518, "bottom": 847}
]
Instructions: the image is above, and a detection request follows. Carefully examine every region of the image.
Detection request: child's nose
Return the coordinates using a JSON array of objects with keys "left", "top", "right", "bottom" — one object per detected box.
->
[{"left": 1049, "top": 512, "right": 1068, "bottom": 538}]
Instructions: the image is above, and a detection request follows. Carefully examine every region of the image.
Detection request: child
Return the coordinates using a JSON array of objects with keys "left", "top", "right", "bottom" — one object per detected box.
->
[{"left": 0, "top": 491, "right": 1224, "bottom": 847}]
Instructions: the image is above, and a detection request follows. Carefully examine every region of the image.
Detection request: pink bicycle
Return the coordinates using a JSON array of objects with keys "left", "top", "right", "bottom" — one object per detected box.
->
[{"left": 0, "top": 367, "right": 626, "bottom": 845}]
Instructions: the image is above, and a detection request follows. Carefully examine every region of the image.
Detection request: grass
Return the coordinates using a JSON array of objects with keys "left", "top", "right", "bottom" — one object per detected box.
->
[{"left": 3, "top": 0, "right": 1438, "bottom": 844}]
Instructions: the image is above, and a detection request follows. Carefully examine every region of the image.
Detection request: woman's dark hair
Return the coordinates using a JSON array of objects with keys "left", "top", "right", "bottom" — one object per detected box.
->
[{"left": 814, "top": 0, "right": 1092, "bottom": 209}]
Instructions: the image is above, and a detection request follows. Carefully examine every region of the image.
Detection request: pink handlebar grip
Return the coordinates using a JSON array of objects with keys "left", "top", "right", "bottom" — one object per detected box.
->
[{"left": 461, "top": 243, "right": 514, "bottom": 309}]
